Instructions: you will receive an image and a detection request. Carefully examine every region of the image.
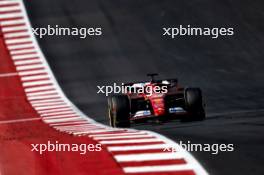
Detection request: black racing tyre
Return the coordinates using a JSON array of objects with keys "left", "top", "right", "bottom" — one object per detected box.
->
[
  {"left": 184, "top": 88, "right": 205, "bottom": 120},
  {"left": 108, "top": 95, "right": 131, "bottom": 128},
  {"left": 107, "top": 97, "right": 114, "bottom": 127}
]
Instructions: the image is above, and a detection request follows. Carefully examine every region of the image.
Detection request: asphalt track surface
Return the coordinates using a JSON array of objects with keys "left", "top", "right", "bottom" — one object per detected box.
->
[{"left": 24, "top": 1, "right": 264, "bottom": 175}]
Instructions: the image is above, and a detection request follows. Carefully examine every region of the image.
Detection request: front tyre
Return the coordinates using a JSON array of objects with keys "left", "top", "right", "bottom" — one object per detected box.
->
[
  {"left": 108, "top": 95, "right": 131, "bottom": 128},
  {"left": 108, "top": 97, "right": 114, "bottom": 127},
  {"left": 184, "top": 88, "right": 205, "bottom": 120}
]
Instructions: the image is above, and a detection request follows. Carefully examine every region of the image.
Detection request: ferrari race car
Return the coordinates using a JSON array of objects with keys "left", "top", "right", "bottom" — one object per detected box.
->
[{"left": 107, "top": 74, "right": 205, "bottom": 127}]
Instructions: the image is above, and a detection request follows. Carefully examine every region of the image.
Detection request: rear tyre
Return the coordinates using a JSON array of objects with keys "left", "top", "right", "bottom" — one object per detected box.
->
[
  {"left": 184, "top": 88, "right": 205, "bottom": 120},
  {"left": 108, "top": 95, "right": 131, "bottom": 128}
]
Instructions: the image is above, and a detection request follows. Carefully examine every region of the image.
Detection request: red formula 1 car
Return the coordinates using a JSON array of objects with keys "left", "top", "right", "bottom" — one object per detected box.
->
[{"left": 107, "top": 74, "right": 205, "bottom": 127}]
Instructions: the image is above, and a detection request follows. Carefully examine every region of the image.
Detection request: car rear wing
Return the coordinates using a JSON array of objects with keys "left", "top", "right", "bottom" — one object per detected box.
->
[{"left": 124, "top": 78, "right": 178, "bottom": 87}]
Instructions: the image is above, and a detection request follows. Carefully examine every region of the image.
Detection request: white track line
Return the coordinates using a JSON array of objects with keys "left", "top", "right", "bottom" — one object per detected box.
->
[
  {"left": 32, "top": 102, "right": 66, "bottom": 107},
  {"left": 12, "top": 53, "right": 39, "bottom": 60},
  {"left": 31, "top": 101, "right": 65, "bottom": 106},
  {"left": 72, "top": 129, "right": 118, "bottom": 135},
  {"left": 57, "top": 126, "right": 102, "bottom": 131},
  {"left": 2, "top": 26, "right": 27, "bottom": 33},
  {"left": 100, "top": 138, "right": 163, "bottom": 145},
  {"left": 17, "top": 64, "right": 44, "bottom": 71},
  {"left": 55, "top": 125, "right": 96, "bottom": 130},
  {"left": 34, "top": 104, "right": 69, "bottom": 110},
  {"left": 0, "top": 19, "right": 24, "bottom": 26},
  {"left": 108, "top": 144, "right": 171, "bottom": 151},
  {"left": 21, "top": 75, "right": 48, "bottom": 81},
  {"left": 0, "top": 1, "right": 19, "bottom": 4},
  {"left": 24, "top": 85, "right": 54, "bottom": 92},
  {"left": 42, "top": 114, "right": 79, "bottom": 119},
  {"left": 15, "top": 59, "right": 41, "bottom": 66},
  {"left": 0, "top": 13, "right": 22, "bottom": 19},
  {"left": 44, "top": 117, "right": 85, "bottom": 123},
  {"left": 54, "top": 124, "right": 94, "bottom": 128},
  {"left": 27, "top": 90, "right": 57, "bottom": 96},
  {"left": 64, "top": 126, "right": 105, "bottom": 130},
  {"left": 18, "top": 70, "right": 46, "bottom": 77},
  {"left": 123, "top": 164, "right": 193, "bottom": 173},
  {"left": 0, "top": 72, "right": 18, "bottom": 77},
  {"left": 8, "top": 43, "right": 33, "bottom": 50},
  {"left": 49, "top": 121, "right": 90, "bottom": 126},
  {"left": 37, "top": 108, "right": 72, "bottom": 114},
  {"left": 27, "top": 94, "right": 59, "bottom": 100},
  {"left": 0, "top": 7, "right": 20, "bottom": 12},
  {"left": 10, "top": 48, "right": 35, "bottom": 55},
  {"left": 51, "top": 122, "right": 90, "bottom": 127},
  {"left": 41, "top": 111, "right": 76, "bottom": 117},
  {"left": 89, "top": 132, "right": 141, "bottom": 138},
  {"left": 94, "top": 135, "right": 153, "bottom": 140},
  {"left": 0, "top": 117, "right": 40, "bottom": 124},
  {"left": 115, "top": 152, "right": 183, "bottom": 162},
  {"left": 22, "top": 80, "right": 52, "bottom": 87},
  {"left": 4, "top": 31, "right": 29, "bottom": 38}
]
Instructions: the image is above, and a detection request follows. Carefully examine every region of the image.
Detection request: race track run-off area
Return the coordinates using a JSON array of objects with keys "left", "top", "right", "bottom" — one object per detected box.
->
[{"left": 0, "top": 1, "right": 208, "bottom": 175}]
